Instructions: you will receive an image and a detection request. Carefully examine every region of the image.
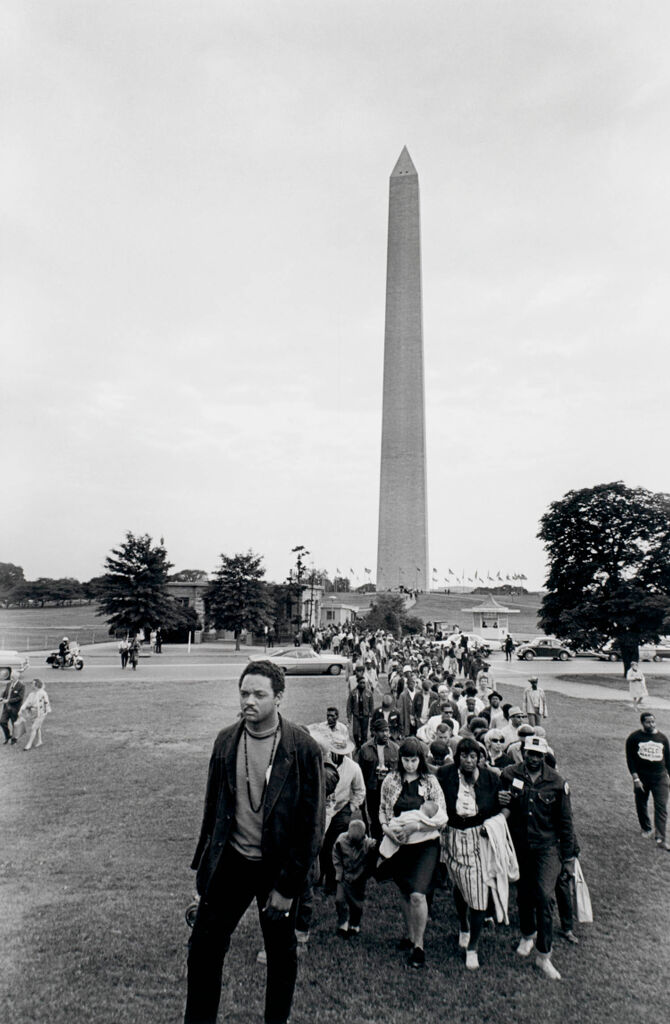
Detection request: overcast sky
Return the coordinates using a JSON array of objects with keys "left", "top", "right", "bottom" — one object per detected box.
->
[{"left": 3, "top": 1, "right": 669, "bottom": 590}]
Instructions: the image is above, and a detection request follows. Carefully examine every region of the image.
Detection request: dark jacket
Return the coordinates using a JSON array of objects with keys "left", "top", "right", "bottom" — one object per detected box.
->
[
  {"left": 191, "top": 716, "right": 325, "bottom": 900},
  {"left": 412, "top": 690, "right": 440, "bottom": 723},
  {"left": 500, "top": 761, "right": 576, "bottom": 860},
  {"left": 357, "top": 737, "right": 400, "bottom": 792},
  {"left": 437, "top": 763, "right": 501, "bottom": 829},
  {"left": 1, "top": 679, "right": 25, "bottom": 713},
  {"left": 347, "top": 689, "right": 374, "bottom": 721}
]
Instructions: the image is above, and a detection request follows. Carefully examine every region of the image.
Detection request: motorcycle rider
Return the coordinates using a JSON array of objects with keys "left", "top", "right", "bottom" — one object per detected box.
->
[{"left": 58, "top": 637, "right": 70, "bottom": 668}]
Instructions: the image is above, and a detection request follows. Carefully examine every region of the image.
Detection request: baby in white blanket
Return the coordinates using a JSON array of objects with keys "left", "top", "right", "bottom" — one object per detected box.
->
[{"left": 379, "top": 800, "right": 446, "bottom": 859}]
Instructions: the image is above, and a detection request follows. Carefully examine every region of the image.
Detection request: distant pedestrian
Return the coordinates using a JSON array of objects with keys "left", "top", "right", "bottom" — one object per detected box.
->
[
  {"left": 154, "top": 628, "right": 163, "bottom": 654},
  {"left": 626, "top": 661, "right": 647, "bottom": 712},
  {"left": 119, "top": 638, "right": 129, "bottom": 669},
  {"left": 504, "top": 635, "right": 514, "bottom": 662},
  {"left": 523, "top": 677, "right": 548, "bottom": 727}
]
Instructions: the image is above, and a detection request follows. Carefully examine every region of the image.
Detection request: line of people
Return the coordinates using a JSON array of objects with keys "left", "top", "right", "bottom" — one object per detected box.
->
[{"left": 1, "top": 673, "right": 52, "bottom": 750}]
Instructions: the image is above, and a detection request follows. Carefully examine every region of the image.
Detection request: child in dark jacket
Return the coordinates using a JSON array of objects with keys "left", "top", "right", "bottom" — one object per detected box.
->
[{"left": 332, "top": 818, "right": 377, "bottom": 937}]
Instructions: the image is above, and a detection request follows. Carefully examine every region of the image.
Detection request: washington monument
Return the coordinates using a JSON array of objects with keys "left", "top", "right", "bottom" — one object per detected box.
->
[{"left": 376, "top": 147, "right": 429, "bottom": 593}]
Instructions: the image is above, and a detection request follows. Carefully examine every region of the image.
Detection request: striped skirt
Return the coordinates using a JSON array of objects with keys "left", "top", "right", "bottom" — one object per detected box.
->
[{"left": 443, "top": 824, "right": 489, "bottom": 910}]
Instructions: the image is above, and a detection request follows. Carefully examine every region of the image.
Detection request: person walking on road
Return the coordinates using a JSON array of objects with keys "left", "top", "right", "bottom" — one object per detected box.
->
[
  {"left": 625, "top": 712, "right": 670, "bottom": 851},
  {"left": 626, "top": 661, "right": 647, "bottom": 712}
]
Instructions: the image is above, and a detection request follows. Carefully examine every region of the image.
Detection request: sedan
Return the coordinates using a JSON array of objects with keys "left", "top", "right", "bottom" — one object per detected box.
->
[
  {"left": 248, "top": 647, "right": 351, "bottom": 676},
  {"left": 515, "top": 637, "right": 573, "bottom": 662}
]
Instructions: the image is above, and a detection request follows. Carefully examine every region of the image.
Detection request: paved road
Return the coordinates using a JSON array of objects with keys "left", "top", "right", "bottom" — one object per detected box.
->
[
  {"left": 18, "top": 642, "right": 670, "bottom": 711},
  {"left": 492, "top": 656, "right": 670, "bottom": 711}
]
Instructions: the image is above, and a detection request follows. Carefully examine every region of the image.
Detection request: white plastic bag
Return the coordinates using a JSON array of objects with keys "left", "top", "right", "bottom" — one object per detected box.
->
[{"left": 573, "top": 857, "right": 593, "bottom": 923}]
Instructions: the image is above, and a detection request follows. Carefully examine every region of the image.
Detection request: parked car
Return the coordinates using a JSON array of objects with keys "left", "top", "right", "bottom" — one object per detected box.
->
[
  {"left": 596, "top": 641, "right": 657, "bottom": 662},
  {"left": 0, "top": 650, "right": 29, "bottom": 681},
  {"left": 248, "top": 647, "right": 351, "bottom": 677},
  {"left": 515, "top": 637, "right": 573, "bottom": 662},
  {"left": 441, "top": 633, "right": 498, "bottom": 654}
]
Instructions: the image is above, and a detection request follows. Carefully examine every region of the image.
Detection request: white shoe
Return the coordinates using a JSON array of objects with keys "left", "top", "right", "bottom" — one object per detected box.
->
[
  {"left": 516, "top": 935, "right": 536, "bottom": 957},
  {"left": 465, "top": 950, "right": 479, "bottom": 970},
  {"left": 535, "top": 953, "right": 561, "bottom": 980},
  {"left": 458, "top": 931, "right": 470, "bottom": 949},
  {"left": 256, "top": 949, "right": 267, "bottom": 965}
]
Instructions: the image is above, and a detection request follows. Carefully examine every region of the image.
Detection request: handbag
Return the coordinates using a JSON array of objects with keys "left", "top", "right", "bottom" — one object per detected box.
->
[{"left": 573, "top": 857, "right": 593, "bottom": 923}]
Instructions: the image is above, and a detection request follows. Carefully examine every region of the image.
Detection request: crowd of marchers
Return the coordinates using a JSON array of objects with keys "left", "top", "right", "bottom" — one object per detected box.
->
[{"left": 178, "top": 626, "right": 670, "bottom": 1024}]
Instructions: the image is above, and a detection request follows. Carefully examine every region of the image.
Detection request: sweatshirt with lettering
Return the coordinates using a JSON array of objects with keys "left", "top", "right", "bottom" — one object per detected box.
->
[{"left": 625, "top": 729, "right": 670, "bottom": 780}]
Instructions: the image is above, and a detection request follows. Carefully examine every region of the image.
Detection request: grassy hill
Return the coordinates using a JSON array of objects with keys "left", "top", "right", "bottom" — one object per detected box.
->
[{"left": 335, "top": 590, "right": 543, "bottom": 637}]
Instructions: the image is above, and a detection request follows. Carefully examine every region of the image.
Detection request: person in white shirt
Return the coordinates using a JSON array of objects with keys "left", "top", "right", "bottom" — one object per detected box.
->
[{"left": 20, "top": 678, "right": 52, "bottom": 750}]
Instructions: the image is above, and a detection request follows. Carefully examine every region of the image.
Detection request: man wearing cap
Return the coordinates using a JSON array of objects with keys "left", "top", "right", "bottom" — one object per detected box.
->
[
  {"left": 499, "top": 735, "right": 576, "bottom": 980},
  {"left": 357, "top": 719, "right": 399, "bottom": 839},
  {"left": 523, "top": 677, "right": 548, "bottom": 727},
  {"left": 346, "top": 672, "right": 374, "bottom": 750},
  {"left": 625, "top": 712, "right": 670, "bottom": 850},
  {"left": 319, "top": 733, "right": 365, "bottom": 893},
  {"left": 500, "top": 706, "right": 527, "bottom": 748}
]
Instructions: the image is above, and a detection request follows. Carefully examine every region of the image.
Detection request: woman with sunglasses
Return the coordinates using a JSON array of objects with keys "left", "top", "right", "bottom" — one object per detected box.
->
[{"left": 484, "top": 729, "right": 514, "bottom": 771}]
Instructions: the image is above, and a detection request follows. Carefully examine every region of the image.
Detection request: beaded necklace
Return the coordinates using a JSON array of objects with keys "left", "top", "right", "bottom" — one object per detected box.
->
[{"left": 243, "top": 721, "right": 281, "bottom": 814}]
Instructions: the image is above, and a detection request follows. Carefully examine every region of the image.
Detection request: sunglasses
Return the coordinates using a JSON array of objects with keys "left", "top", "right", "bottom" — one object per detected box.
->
[{"left": 489, "top": 738, "right": 505, "bottom": 744}]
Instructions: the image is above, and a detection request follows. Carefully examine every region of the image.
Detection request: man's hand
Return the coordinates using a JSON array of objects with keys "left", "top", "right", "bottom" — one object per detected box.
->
[
  {"left": 561, "top": 857, "right": 576, "bottom": 878},
  {"left": 633, "top": 777, "right": 645, "bottom": 793},
  {"left": 498, "top": 790, "right": 512, "bottom": 806},
  {"left": 263, "top": 889, "right": 292, "bottom": 922}
]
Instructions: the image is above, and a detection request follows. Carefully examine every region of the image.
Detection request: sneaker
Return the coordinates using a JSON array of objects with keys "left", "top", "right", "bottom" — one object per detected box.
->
[
  {"left": 535, "top": 953, "right": 561, "bottom": 980},
  {"left": 656, "top": 839, "right": 670, "bottom": 851},
  {"left": 516, "top": 935, "right": 536, "bottom": 957},
  {"left": 348, "top": 925, "right": 360, "bottom": 936},
  {"left": 458, "top": 931, "right": 470, "bottom": 949},
  {"left": 558, "top": 929, "right": 579, "bottom": 945},
  {"left": 256, "top": 949, "right": 267, "bottom": 965},
  {"left": 465, "top": 950, "right": 479, "bottom": 970},
  {"left": 641, "top": 830, "right": 654, "bottom": 839},
  {"left": 408, "top": 946, "right": 425, "bottom": 969}
]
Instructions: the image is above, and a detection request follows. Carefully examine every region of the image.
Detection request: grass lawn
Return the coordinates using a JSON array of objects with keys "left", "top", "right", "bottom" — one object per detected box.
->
[
  {"left": 557, "top": 672, "right": 670, "bottom": 700},
  {"left": 1, "top": 664, "right": 669, "bottom": 1024},
  {"left": 0, "top": 604, "right": 108, "bottom": 650}
]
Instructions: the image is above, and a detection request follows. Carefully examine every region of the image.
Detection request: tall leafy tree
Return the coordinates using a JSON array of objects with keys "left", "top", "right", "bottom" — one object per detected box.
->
[
  {"left": 538, "top": 482, "right": 670, "bottom": 672},
  {"left": 206, "top": 551, "right": 272, "bottom": 650},
  {"left": 98, "top": 532, "right": 177, "bottom": 636}
]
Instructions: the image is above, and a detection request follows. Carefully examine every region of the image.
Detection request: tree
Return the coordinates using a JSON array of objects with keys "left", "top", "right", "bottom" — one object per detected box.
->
[
  {"left": 538, "top": 482, "right": 670, "bottom": 673},
  {"left": 206, "top": 551, "right": 273, "bottom": 650},
  {"left": 361, "top": 594, "right": 424, "bottom": 637},
  {"left": 97, "top": 532, "right": 177, "bottom": 636},
  {"left": 0, "top": 562, "right": 25, "bottom": 604}
]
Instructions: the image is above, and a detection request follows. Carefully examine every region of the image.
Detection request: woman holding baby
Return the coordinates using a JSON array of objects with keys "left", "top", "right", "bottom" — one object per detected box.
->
[{"left": 378, "top": 736, "right": 447, "bottom": 969}]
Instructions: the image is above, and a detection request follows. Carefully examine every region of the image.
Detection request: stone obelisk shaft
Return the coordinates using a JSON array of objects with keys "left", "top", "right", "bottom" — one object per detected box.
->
[{"left": 376, "top": 147, "right": 428, "bottom": 593}]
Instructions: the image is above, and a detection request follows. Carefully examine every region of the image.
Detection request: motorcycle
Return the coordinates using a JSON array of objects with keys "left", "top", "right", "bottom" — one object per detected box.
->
[{"left": 46, "top": 646, "right": 84, "bottom": 671}]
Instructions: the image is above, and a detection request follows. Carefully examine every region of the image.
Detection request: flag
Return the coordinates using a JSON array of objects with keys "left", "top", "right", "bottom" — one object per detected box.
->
[
  {"left": 474, "top": 570, "right": 478, "bottom": 579},
  {"left": 497, "top": 572, "right": 503, "bottom": 581},
  {"left": 506, "top": 575, "right": 510, "bottom": 581},
  {"left": 336, "top": 568, "right": 341, "bottom": 574},
  {"left": 364, "top": 568, "right": 371, "bottom": 574},
  {"left": 349, "top": 568, "right": 354, "bottom": 575},
  {"left": 432, "top": 567, "right": 437, "bottom": 573},
  {"left": 448, "top": 568, "right": 454, "bottom": 575}
]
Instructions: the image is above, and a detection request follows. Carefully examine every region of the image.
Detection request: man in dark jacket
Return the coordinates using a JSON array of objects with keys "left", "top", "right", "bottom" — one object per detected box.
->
[
  {"left": 1, "top": 671, "right": 25, "bottom": 744},
  {"left": 184, "top": 660, "right": 324, "bottom": 1024},
  {"left": 357, "top": 719, "right": 399, "bottom": 838},
  {"left": 499, "top": 735, "right": 576, "bottom": 980}
]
